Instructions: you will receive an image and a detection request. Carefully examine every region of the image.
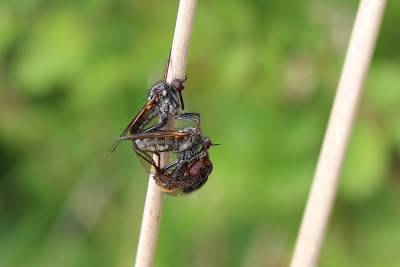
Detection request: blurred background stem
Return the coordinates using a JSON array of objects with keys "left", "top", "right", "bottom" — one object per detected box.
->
[{"left": 290, "top": 1, "right": 387, "bottom": 266}]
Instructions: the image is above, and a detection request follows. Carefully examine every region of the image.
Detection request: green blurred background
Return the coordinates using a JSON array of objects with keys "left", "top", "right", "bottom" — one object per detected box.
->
[{"left": 1, "top": 0, "right": 399, "bottom": 266}]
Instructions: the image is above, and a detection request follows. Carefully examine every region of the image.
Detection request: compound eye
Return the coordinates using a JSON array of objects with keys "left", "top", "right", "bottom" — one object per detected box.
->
[
  {"left": 172, "top": 79, "right": 185, "bottom": 110},
  {"left": 172, "top": 79, "right": 185, "bottom": 92},
  {"left": 188, "top": 157, "right": 213, "bottom": 178},
  {"left": 203, "top": 138, "right": 212, "bottom": 150},
  {"left": 188, "top": 162, "right": 200, "bottom": 177}
]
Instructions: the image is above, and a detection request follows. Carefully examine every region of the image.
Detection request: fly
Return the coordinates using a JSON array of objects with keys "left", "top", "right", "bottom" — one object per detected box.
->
[
  {"left": 118, "top": 126, "right": 215, "bottom": 196},
  {"left": 109, "top": 54, "right": 200, "bottom": 152}
]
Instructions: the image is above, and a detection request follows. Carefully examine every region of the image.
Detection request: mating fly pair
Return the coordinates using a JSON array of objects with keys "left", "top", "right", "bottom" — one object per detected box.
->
[
  {"left": 119, "top": 126, "right": 214, "bottom": 196},
  {"left": 110, "top": 56, "right": 215, "bottom": 196}
]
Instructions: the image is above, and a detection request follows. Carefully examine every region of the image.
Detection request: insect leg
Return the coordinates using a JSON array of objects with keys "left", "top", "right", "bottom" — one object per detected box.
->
[
  {"left": 163, "top": 160, "right": 180, "bottom": 172},
  {"left": 176, "top": 112, "right": 200, "bottom": 122},
  {"left": 154, "top": 152, "right": 161, "bottom": 169},
  {"left": 164, "top": 49, "right": 172, "bottom": 82},
  {"left": 175, "top": 112, "right": 201, "bottom": 135},
  {"left": 141, "top": 114, "right": 168, "bottom": 133}
]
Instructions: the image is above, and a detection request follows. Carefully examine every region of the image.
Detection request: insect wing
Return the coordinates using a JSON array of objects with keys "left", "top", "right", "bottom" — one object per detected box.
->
[
  {"left": 118, "top": 130, "right": 188, "bottom": 141},
  {"left": 109, "top": 97, "right": 157, "bottom": 152},
  {"left": 134, "top": 149, "right": 158, "bottom": 174}
]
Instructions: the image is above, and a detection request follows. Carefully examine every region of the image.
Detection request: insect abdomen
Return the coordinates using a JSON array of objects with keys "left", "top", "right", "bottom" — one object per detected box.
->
[
  {"left": 134, "top": 137, "right": 180, "bottom": 152},
  {"left": 131, "top": 105, "right": 160, "bottom": 133}
]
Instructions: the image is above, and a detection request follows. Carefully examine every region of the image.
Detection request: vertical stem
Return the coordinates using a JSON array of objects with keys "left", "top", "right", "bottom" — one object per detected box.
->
[
  {"left": 134, "top": 1, "right": 198, "bottom": 267},
  {"left": 290, "top": 1, "right": 387, "bottom": 266}
]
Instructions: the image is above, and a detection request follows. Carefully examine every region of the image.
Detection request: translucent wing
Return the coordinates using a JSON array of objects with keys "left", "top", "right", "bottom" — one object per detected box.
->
[
  {"left": 109, "top": 97, "right": 157, "bottom": 152},
  {"left": 134, "top": 149, "right": 158, "bottom": 174},
  {"left": 118, "top": 130, "right": 188, "bottom": 141}
]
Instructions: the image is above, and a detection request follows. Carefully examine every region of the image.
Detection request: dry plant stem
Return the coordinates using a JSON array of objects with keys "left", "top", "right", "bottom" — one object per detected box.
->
[
  {"left": 290, "top": 1, "right": 387, "bottom": 267},
  {"left": 134, "top": 1, "right": 198, "bottom": 267}
]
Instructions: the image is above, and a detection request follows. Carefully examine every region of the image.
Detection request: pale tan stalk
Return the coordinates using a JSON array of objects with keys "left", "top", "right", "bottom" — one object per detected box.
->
[
  {"left": 290, "top": 1, "right": 387, "bottom": 266},
  {"left": 134, "top": 1, "right": 198, "bottom": 267}
]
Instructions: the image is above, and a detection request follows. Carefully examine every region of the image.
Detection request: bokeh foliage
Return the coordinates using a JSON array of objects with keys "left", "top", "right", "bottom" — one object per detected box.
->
[{"left": 1, "top": 0, "right": 399, "bottom": 266}]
